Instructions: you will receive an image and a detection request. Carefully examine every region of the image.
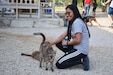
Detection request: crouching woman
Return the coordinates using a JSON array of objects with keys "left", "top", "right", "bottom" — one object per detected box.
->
[{"left": 50, "top": 4, "right": 90, "bottom": 71}]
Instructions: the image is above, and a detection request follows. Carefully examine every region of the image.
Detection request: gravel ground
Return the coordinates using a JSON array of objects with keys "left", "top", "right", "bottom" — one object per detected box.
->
[{"left": 0, "top": 13, "right": 113, "bottom": 75}]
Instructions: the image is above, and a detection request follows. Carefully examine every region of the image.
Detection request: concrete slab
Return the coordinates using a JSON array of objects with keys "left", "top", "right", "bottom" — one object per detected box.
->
[
  {"left": 0, "top": 14, "right": 64, "bottom": 27},
  {"left": 11, "top": 19, "right": 33, "bottom": 28},
  {"left": 11, "top": 18, "right": 64, "bottom": 28}
]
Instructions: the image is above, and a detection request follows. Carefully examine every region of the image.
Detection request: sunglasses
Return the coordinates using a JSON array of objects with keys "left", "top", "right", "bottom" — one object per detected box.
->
[{"left": 65, "top": 12, "right": 71, "bottom": 15}]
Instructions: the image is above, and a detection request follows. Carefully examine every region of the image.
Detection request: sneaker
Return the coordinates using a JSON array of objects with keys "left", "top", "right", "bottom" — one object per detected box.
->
[{"left": 83, "top": 56, "right": 90, "bottom": 71}]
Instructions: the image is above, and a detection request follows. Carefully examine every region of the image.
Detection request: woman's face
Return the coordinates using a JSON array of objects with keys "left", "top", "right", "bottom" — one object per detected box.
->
[{"left": 65, "top": 8, "right": 74, "bottom": 21}]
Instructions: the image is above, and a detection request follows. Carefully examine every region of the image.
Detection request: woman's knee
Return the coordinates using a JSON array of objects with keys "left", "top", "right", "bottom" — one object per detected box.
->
[
  {"left": 56, "top": 61, "right": 66, "bottom": 69},
  {"left": 55, "top": 42, "right": 68, "bottom": 53},
  {"left": 56, "top": 42, "right": 62, "bottom": 49}
]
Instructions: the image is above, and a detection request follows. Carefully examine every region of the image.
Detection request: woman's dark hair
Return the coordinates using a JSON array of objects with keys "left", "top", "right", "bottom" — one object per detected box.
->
[{"left": 66, "top": 4, "right": 90, "bottom": 38}]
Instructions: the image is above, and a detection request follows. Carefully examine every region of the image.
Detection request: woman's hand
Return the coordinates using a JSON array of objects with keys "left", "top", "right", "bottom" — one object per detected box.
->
[
  {"left": 48, "top": 32, "right": 67, "bottom": 46},
  {"left": 62, "top": 40, "right": 68, "bottom": 46},
  {"left": 49, "top": 41, "right": 55, "bottom": 45}
]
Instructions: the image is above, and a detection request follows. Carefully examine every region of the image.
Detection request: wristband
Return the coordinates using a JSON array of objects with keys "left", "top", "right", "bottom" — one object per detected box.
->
[{"left": 67, "top": 41, "right": 68, "bottom": 46}]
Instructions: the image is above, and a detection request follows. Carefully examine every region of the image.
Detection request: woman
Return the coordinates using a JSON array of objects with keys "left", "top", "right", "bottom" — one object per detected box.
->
[
  {"left": 92, "top": 0, "right": 98, "bottom": 17},
  {"left": 72, "top": 0, "right": 77, "bottom": 6},
  {"left": 84, "top": 0, "right": 92, "bottom": 16},
  {"left": 104, "top": 0, "right": 113, "bottom": 28},
  {"left": 81, "top": 0, "right": 85, "bottom": 17},
  {"left": 50, "top": 4, "right": 90, "bottom": 71}
]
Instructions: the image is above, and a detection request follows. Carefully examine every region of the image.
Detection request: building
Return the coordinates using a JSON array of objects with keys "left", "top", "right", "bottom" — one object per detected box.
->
[{"left": 0, "top": 0, "right": 55, "bottom": 18}]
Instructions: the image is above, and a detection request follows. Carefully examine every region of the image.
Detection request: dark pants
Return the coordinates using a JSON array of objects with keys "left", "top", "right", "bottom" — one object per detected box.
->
[{"left": 55, "top": 42, "right": 86, "bottom": 69}]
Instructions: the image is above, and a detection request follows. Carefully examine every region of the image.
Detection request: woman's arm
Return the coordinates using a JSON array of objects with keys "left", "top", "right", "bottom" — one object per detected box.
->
[
  {"left": 62, "top": 32, "right": 82, "bottom": 46},
  {"left": 50, "top": 31, "right": 67, "bottom": 45},
  {"left": 105, "top": 0, "right": 111, "bottom": 5}
]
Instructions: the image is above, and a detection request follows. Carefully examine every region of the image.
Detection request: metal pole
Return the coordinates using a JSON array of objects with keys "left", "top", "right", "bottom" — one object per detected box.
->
[
  {"left": 52, "top": 0, "right": 55, "bottom": 18},
  {"left": 2, "top": 8, "right": 4, "bottom": 17},
  {"left": 16, "top": 0, "right": 18, "bottom": 19},
  {"left": 38, "top": 0, "right": 40, "bottom": 18}
]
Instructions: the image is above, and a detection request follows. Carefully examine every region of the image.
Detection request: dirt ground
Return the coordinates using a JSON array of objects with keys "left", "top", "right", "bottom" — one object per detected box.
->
[{"left": 0, "top": 12, "right": 113, "bottom": 75}]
